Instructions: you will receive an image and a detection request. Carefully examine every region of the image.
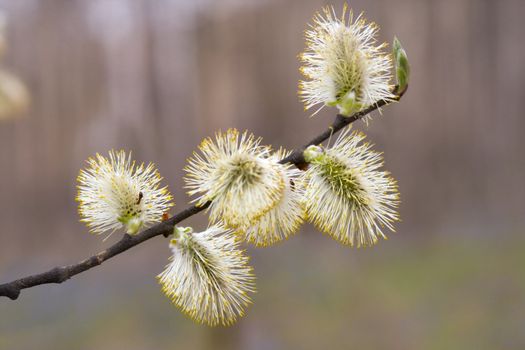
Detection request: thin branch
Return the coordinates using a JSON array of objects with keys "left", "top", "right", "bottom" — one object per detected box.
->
[
  {"left": 0, "top": 87, "right": 406, "bottom": 300},
  {"left": 280, "top": 87, "right": 406, "bottom": 166}
]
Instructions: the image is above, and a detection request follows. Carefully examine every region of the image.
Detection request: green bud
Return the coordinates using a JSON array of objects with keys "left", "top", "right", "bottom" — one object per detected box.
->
[
  {"left": 125, "top": 217, "right": 144, "bottom": 235},
  {"left": 393, "top": 37, "right": 410, "bottom": 92},
  {"left": 172, "top": 226, "right": 193, "bottom": 244},
  {"left": 337, "top": 90, "right": 363, "bottom": 117},
  {"left": 303, "top": 145, "right": 324, "bottom": 163}
]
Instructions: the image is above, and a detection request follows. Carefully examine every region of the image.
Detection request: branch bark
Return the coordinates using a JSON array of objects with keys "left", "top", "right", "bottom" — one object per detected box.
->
[{"left": 0, "top": 87, "right": 405, "bottom": 300}]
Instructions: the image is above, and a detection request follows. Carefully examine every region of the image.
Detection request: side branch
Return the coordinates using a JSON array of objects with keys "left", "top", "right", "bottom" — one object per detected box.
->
[{"left": 0, "top": 86, "right": 405, "bottom": 300}]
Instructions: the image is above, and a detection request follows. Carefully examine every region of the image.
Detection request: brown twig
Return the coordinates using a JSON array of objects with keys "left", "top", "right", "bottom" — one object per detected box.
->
[{"left": 0, "top": 87, "right": 406, "bottom": 300}]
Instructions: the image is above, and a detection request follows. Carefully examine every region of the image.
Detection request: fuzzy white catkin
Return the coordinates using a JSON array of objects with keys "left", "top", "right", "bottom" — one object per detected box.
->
[
  {"left": 158, "top": 226, "right": 255, "bottom": 326},
  {"left": 184, "top": 129, "right": 285, "bottom": 230},
  {"left": 302, "top": 128, "right": 399, "bottom": 247},
  {"left": 299, "top": 4, "right": 394, "bottom": 116},
  {"left": 76, "top": 150, "right": 173, "bottom": 235}
]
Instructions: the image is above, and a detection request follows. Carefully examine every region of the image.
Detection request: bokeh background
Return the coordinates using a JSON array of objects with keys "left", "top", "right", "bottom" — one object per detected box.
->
[{"left": 0, "top": 0, "right": 524, "bottom": 349}]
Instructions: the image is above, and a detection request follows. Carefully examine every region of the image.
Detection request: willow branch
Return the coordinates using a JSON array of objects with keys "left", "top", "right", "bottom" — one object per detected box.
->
[{"left": 0, "top": 86, "right": 406, "bottom": 300}]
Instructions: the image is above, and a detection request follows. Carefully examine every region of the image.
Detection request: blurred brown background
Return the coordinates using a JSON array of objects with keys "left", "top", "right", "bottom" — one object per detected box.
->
[{"left": 0, "top": 0, "right": 524, "bottom": 349}]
